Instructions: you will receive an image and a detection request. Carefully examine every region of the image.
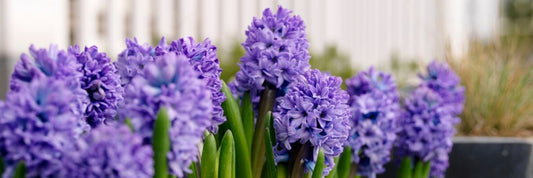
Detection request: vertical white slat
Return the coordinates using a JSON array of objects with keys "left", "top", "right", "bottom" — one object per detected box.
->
[
  {"left": 443, "top": 0, "right": 470, "bottom": 58},
  {"left": 324, "top": 0, "right": 341, "bottom": 47},
  {"left": 219, "top": 0, "right": 240, "bottom": 48},
  {"left": 308, "top": 0, "right": 324, "bottom": 54},
  {"left": 338, "top": 0, "right": 354, "bottom": 68},
  {"left": 177, "top": 0, "right": 199, "bottom": 39},
  {"left": 257, "top": 0, "right": 276, "bottom": 12},
  {"left": 74, "top": 0, "right": 101, "bottom": 47},
  {"left": 239, "top": 0, "right": 257, "bottom": 38},
  {"left": 153, "top": 0, "right": 174, "bottom": 39},
  {"left": 292, "top": 0, "right": 309, "bottom": 24},
  {"left": 130, "top": 0, "right": 151, "bottom": 43},
  {"left": 199, "top": 0, "right": 219, "bottom": 42},
  {"left": 106, "top": 0, "right": 126, "bottom": 59}
]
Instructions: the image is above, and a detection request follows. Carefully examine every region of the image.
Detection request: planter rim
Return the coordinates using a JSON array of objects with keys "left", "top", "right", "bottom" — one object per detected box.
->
[{"left": 453, "top": 136, "right": 533, "bottom": 144}]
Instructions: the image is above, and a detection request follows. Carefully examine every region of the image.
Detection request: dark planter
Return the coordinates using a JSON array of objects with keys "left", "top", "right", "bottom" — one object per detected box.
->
[
  {"left": 446, "top": 137, "right": 532, "bottom": 178},
  {"left": 377, "top": 137, "right": 533, "bottom": 178}
]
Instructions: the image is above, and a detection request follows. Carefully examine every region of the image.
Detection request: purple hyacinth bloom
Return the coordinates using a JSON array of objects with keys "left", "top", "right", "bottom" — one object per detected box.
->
[
  {"left": 63, "top": 125, "right": 153, "bottom": 178},
  {"left": 273, "top": 69, "right": 350, "bottom": 175},
  {"left": 69, "top": 45, "right": 124, "bottom": 127},
  {"left": 345, "top": 68, "right": 400, "bottom": 177},
  {"left": 10, "top": 44, "right": 88, "bottom": 118},
  {"left": 231, "top": 6, "right": 311, "bottom": 101},
  {"left": 155, "top": 37, "right": 226, "bottom": 132},
  {"left": 0, "top": 77, "right": 88, "bottom": 178},
  {"left": 419, "top": 61, "right": 465, "bottom": 115},
  {"left": 395, "top": 86, "right": 458, "bottom": 178},
  {"left": 114, "top": 38, "right": 155, "bottom": 87},
  {"left": 120, "top": 53, "right": 212, "bottom": 177}
]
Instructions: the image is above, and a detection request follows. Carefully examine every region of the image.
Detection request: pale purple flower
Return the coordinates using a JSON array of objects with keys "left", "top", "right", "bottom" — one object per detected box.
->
[
  {"left": 155, "top": 37, "right": 226, "bottom": 133},
  {"left": 345, "top": 68, "right": 400, "bottom": 177},
  {"left": 119, "top": 53, "right": 212, "bottom": 177},
  {"left": 10, "top": 44, "right": 88, "bottom": 118},
  {"left": 419, "top": 61, "right": 465, "bottom": 115},
  {"left": 63, "top": 125, "right": 153, "bottom": 178},
  {"left": 395, "top": 86, "right": 458, "bottom": 178},
  {"left": 231, "top": 5, "right": 311, "bottom": 103},
  {"left": 0, "top": 77, "right": 87, "bottom": 178},
  {"left": 69, "top": 45, "right": 124, "bottom": 127},
  {"left": 114, "top": 38, "right": 155, "bottom": 87},
  {"left": 273, "top": 69, "right": 350, "bottom": 175}
]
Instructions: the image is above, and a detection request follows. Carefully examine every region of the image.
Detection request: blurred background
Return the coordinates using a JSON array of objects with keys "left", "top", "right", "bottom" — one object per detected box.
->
[{"left": 0, "top": 0, "right": 532, "bottom": 136}]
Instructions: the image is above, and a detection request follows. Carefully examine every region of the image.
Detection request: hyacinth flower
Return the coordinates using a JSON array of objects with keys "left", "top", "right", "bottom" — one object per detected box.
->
[
  {"left": 62, "top": 125, "right": 153, "bottom": 177},
  {"left": 119, "top": 53, "right": 212, "bottom": 177},
  {"left": 419, "top": 60, "right": 465, "bottom": 115},
  {"left": 395, "top": 86, "right": 460, "bottom": 178},
  {"left": 273, "top": 69, "right": 351, "bottom": 177},
  {"left": 69, "top": 45, "right": 124, "bottom": 128},
  {"left": 0, "top": 77, "right": 87, "bottom": 177},
  {"left": 228, "top": 6, "right": 311, "bottom": 176},
  {"left": 115, "top": 37, "right": 225, "bottom": 133},
  {"left": 344, "top": 68, "right": 400, "bottom": 178},
  {"left": 154, "top": 37, "right": 226, "bottom": 133},
  {"left": 10, "top": 44, "right": 89, "bottom": 121},
  {"left": 114, "top": 38, "right": 155, "bottom": 87}
]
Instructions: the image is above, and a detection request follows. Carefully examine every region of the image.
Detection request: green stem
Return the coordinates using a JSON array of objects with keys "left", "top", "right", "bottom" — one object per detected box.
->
[
  {"left": 413, "top": 160, "right": 425, "bottom": 178},
  {"left": 221, "top": 82, "right": 253, "bottom": 178},
  {"left": 153, "top": 107, "right": 171, "bottom": 178},
  {"left": 277, "top": 163, "right": 289, "bottom": 178},
  {"left": 263, "top": 112, "right": 277, "bottom": 178},
  {"left": 337, "top": 147, "right": 353, "bottom": 178},
  {"left": 289, "top": 143, "right": 312, "bottom": 178},
  {"left": 13, "top": 161, "right": 25, "bottom": 178},
  {"left": 422, "top": 161, "right": 431, "bottom": 178},
  {"left": 188, "top": 162, "right": 200, "bottom": 178},
  {"left": 251, "top": 84, "right": 277, "bottom": 178},
  {"left": 0, "top": 155, "right": 4, "bottom": 175},
  {"left": 241, "top": 92, "right": 254, "bottom": 150},
  {"left": 397, "top": 157, "right": 413, "bottom": 178},
  {"left": 311, "top": 149, "right": 325, "bottom": 178}
]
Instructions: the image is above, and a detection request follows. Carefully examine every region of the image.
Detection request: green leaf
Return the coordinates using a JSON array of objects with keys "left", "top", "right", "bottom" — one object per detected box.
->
[
  {"left": 221, "top": 81, "right": 253, "bottom": 178},
  {"left": 263, "top": 112, "right": 277, "bottom": 178},
  {"left": 153, "top": 107, "right": 171, "bottom": 178},
  {"left": 13, "top": 161, "right": 25, "bottom": 178},
  {"left": 422, "top": 161, "right": 431, "bottom": 178},
  {"left": 124, "top": 118, "right": 135, "bottom": 132},
  {"left": 218, "top": 130, "right": 235, "bottom": 178},
  {"left": 413, "top": 160, "right": 426, "bottom": 178},
  {"left": 0, "top": 155, "right": 4, "bottom": 175},
  {"left": 187, "top": 163, "right": 199, "bottom": 178},
  {"left": 241, "top": 92, "right": 254, "bottom": 149},
  {"left": 201, "top": 134, "right": 217, "bottom": 178},
  {"left": 276, "top": 164, "right": 288, "bottom": 178},
  {"left": 251, "top": 85, "right": 277, "bottom": 178},
  {"left": 336, "top": 147, "right": 352, "bottom": 178},
  {"left": 311, "top": 149, "right": 326, "bottom": 178},
  {"left": 398, "top": 157, "right": 413, "bottom": 178}
]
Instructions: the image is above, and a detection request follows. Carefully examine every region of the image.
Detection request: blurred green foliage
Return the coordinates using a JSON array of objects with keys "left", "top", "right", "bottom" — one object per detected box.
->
[{"left": 448, "top": 39, "right": 533, "bottom": 136}]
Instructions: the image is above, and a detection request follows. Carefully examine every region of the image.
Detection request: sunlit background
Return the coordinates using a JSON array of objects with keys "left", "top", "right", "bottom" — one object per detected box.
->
[{"left": 1, "top": 0, "right": 532, "bottom": 136}]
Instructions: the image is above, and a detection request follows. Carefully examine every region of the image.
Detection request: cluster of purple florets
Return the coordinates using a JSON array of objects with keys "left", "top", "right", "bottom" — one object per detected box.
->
[
  {"left": 273, "top": 69, "right": 351, "bottom": 175},
  {"left": 230, "top": 6, "right": 311, "bottom": 104},
  {"left": 345, "top": 67, "right": 401, "bottom": 177},
  {"left": 0, "top": 5, "right": 465, "bottom": 178},
  {"left": 395, "top": 61, "right": 464, "bottom": 178}
]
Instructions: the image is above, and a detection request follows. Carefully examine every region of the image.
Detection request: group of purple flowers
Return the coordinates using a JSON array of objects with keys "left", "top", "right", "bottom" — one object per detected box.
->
[
  {"left": 229, "top": 6, "right": 464, "bottom": 178},
  {"left": 0, "top": 36, "right": 225, "bottom": 177},
  {"left": 0, "top": 5, "right": 463, "bottom": 178}
]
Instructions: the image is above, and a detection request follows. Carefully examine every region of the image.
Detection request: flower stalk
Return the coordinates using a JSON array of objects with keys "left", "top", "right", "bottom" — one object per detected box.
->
[{"left": 252, "top": 84, "right": 277, "bottom": 177}]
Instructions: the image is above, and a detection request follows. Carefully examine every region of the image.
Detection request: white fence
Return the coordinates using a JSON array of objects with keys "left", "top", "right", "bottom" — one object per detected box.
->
[{"left": 0, "top": 0, "right": 501, "bottom": 98}]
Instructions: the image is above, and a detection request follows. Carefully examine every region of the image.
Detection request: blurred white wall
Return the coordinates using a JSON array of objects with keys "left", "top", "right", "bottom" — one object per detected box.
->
[{"left": 0, "top": 0, "right": 502, "bottom": 98}]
